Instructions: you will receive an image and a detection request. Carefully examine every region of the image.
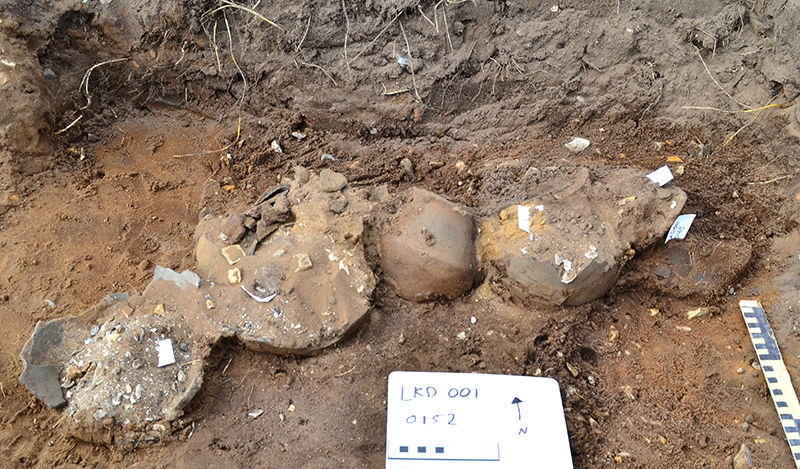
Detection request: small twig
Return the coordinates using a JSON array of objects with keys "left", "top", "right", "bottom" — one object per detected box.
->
[
  {"left": 206, "top": 0, "right": 283, "bottom": 31},
  {"left": 719, "top": 97, "right": 775, "bottom": 150},
  {"left": 175, "top": 13, "right": 244, "bottom": 158},
  {"left": 175, "top": 41, "right": 188, "bottom": 66},
  {"left": 418, "top": 5, "right": 435, "bottom": 27},
  {"left": 300, "top": 61, "right": 337, "bottom": 86},
  {"left": 221, "top": 357, "right": 233, "bottom": 375},
  {"left": 336, "top": 366, "right": 356, "bottom": 377},
  {"left": 640, "top": 82, "right": 663, "bottom": 121},
  {"left": 696, "top": 27, "right": 717, "bottom": 58},
  {"left": 296, "top": 14, "right": 312, "bottom": 52},
  {"left": 399, "top": 22, "right": 421, "bottom": 101},
  {"left": 682, "top": 103, "right": 782, "bottom": 114},
  {"left": 746, "top": 175, "right": 791, "bottom": 185},
  {"left": 441, "top": 3, "right": 453, "bottom": 52},
  {"left": 79, "top": 58, "right": 130, "bottom": 111},
  {"left": 212, "top": 20, "right": 222, "bottom": 72},
  {"left": 695, "top": 48, "right": 752, "bottom": 110},
  {"left": 581, "top": 56, "right": 604, "bottom": 72},
  {"left": 342, "top": 0, "right": 351, "bottom": 76},
  {"left": 54, "top": 115, "right": 83, "bottom": 135},
  {"left": 380, "top": 83, "right": 410, "bottom": 96},
  {"left": 509, "top": 57, "right": 526, "bottom": 74},
  {"left": 434, "top": 0, "right": 444, "bottom": 33},
  {"left": 350, "top": 10, "right": 403, "bottom": 63}
]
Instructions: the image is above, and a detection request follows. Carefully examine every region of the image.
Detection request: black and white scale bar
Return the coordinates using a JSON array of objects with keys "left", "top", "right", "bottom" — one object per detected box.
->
[{"left": 740, "top": 300, "right": 800, "bottom": 469}]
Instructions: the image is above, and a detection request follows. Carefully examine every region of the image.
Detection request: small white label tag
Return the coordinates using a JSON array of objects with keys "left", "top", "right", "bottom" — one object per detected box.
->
[
  {"left": 157, "top": 339, "right": 176, "bottom": 367},
  {"left": 665, "top": 214, "right": 696, "bottom": 243},
  {"left": 517, "top": 205, "right": 531, "bottom": 233},
  {"left": 647, "top": 165, "right": 674, "bottom": 187}
]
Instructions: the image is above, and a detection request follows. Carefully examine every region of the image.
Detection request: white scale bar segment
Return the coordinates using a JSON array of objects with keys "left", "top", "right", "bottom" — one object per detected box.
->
[{"left": 740, "top": 300, "right": 800, "bottom": 468}]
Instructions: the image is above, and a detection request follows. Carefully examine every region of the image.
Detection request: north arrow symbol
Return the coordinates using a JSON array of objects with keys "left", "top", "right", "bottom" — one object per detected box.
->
[{"left": 511, "top": 397, "right": 523, "bottom": 420}]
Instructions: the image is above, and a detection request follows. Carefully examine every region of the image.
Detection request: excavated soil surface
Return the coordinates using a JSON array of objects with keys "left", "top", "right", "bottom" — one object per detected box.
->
[{"left": 2, "top": 0, "right": 800, "bottom": 467}]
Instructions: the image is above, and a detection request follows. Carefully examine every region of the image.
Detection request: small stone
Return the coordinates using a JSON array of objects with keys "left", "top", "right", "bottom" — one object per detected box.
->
[
  {"left": 295, "top": 253, "right": 313, "bottom": 272},
  {"left": 737, "top": 367, "right": 744, "bottom": 374},
  {"left": 180, "top": 343, "right": 188, "bottom": 352},
  {"left": 177, "top": 370, "right": 187, "bottom": 383},
  {"left": 228, "top": 268, "right": 242, "bottom": 284},
  {"left": 320, "top": 169, "right": 348, "bottom": 192},
  {"left": 135, "top": 384, "right": 142, "bottom": 400},
  {"left": 733, "top": 444, "right": 754, "bottom": 469},
  {"left": 751, "top": 361, "right": 761, "bottom": 370},
  {"left": 206, "top": 299, "right": 215, "bottom": 309},
  {"left": 93, "top": 409, "right": 108, "bottom": 421},
  {"left": 152, "top": 423, "right": 167, "bottom": 433},
  {"left": 566, "top": 363, "right": 579, "bottom": 377},
  {"left": 741, "top": 422, "right": 750, "bottom": 432},
  {"left": 154, "top": 304, "right": 165, "bottom": 316},
  {"left": 90, "top": 326, "right": 100, "bottom": 336},
  {"left": 328, "top": 195, "right": 349, "bottom": 214},
  {"left": 400, "top": 158, "right": 415, "bottom": 180},
  {"left": 248, "top": 409, "right": 264, "bottom": 419},
  {"left": 294, "top": 166, "right": 310, "bottom": 185},
  {"left": 745, "top": 414, "right": 754, "bottom": 424},
  {"left": 126, "top": 383, "right": 133, "bottom": 394},
  {"left": 429, "top": 161, "right": 445, "bottom": 169},
  {"left": 564, "top": 137, "right": 590, "bottom": 152},
  {"left": 220, "top": 213, "right": 247, "bottom": 244},
  {"left": 271, "top": 140, "right": 282, "bottom": 153},
  {"left": 242, "top": 215, "right": 258, "bottom": 231},
  {"left": 471, "top": 316, "right": 477, "bottom": 324}
]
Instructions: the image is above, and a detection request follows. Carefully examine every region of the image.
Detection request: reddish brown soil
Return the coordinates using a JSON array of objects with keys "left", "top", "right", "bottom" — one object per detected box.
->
[{"left": 2, "top": 1, "right": 800, "bottom": 467}]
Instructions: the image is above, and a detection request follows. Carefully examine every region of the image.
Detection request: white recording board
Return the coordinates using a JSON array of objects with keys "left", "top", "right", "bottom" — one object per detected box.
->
[{"left": 386, "top": 371, "right": 574, "bottom": 468}]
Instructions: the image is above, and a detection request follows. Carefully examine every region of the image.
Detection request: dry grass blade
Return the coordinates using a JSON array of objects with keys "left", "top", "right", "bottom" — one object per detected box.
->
[
  {"left": 206, "top": 0, "right": 283, "bottom": 31},
  {"left": 399, "top": 22, "right": 421, "bottom": 102},
  {"left": 718, "top": 98, "right": 777, "bottom": 152},
  {"left": 350, "top": 10, "right": 403, "bottom": 63},
  {"left": 79, "top": 58, "right": 130, "bottom": 111},
  {"left": 296, "top": 14, "right": 312, "bottom": 52},
  {"left": 55, "top": 58, "right": 128, "bottom": 135},
  {"left": 695, "top": 48, "right": 752, "bottom": 110},
  {"left": 342, "top": 0, "right": 351, "bottom": 75},
  {"left": 300, "top": 61, "right": 338, "bottom": 86},
  {"left": 175, "top": 11, "right": 244, "bottom": 157},
  {"left": 682, "top": 103, "right": 783, "bottom": 114},
  {"left": 54, "top": 115, "right": 83, "bottom": 135}
]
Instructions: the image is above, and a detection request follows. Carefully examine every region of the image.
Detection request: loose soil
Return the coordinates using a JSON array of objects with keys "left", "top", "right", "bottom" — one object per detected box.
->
[{"left": 2, "top": 0, "right": 800, "bottom": 467}]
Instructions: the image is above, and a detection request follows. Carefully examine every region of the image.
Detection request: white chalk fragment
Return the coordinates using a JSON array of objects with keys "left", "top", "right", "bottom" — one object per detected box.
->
[{"left": 564, "top": 138, "right": 590, "bottom": 152}]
